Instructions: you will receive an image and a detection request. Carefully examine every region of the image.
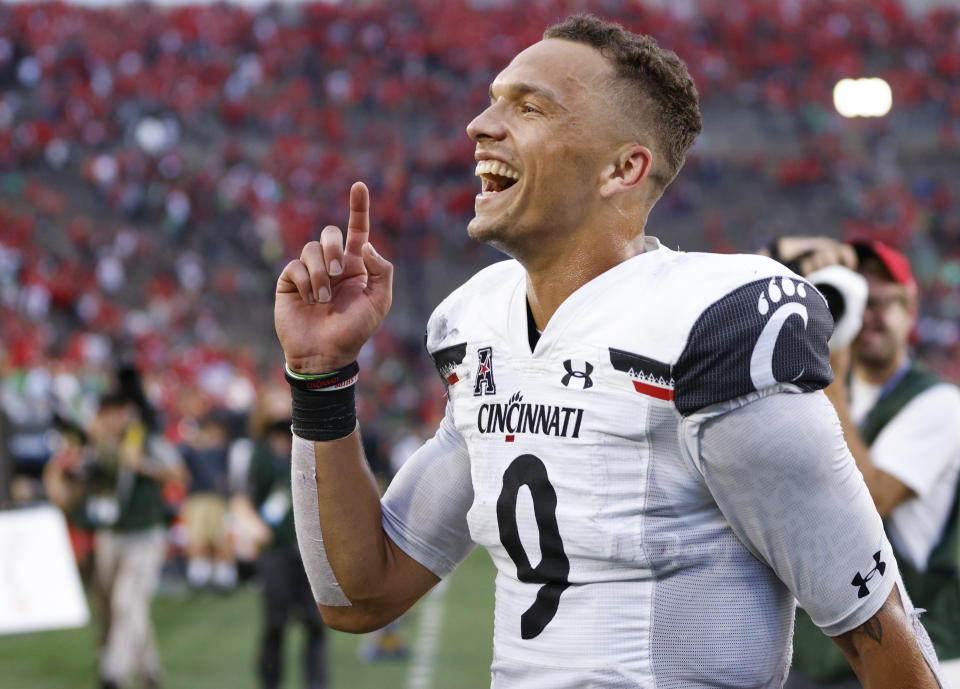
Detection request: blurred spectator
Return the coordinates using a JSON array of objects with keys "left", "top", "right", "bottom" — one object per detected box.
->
[
  {"left": 44, "top": 392, "right": 187, "bottom": 689},
  {"left": 232, "top": 396, "right": 327, "bottom": 689},
  {"left": 179, "top": 409, "right": 237, "bottom": 591},
  {"left": 768, "top": 237, "right": 960, "bottom": 687}
]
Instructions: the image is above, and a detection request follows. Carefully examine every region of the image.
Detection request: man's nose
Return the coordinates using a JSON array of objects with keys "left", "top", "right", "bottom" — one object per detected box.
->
[{"left": 466, "top": 101, "right": 507, "bottom": 142}]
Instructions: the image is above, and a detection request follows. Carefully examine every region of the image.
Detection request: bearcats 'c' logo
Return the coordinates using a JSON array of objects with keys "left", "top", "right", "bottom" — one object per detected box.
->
[
  {"left": 474, "top": 347, "right": 496, "bottom": 396},
  {"left": 671, "top": 273, "right": 832, "bottom": 416},
  {"left": 749, "top": 277, "right": 810, "bottom": 390}
]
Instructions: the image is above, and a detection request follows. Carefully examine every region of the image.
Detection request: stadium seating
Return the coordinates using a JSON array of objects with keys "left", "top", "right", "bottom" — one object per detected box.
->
[{"left": 0, "top": 0, "right": 958, "bottom": 479}]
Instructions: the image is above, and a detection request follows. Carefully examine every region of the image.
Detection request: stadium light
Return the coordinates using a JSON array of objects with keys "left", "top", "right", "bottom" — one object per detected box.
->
[
  {"left": 833, "top": 78, "right": 893, "bottom": 118},
  {"left": 134, "top": 116, "right": 180, "bottom": 156}
]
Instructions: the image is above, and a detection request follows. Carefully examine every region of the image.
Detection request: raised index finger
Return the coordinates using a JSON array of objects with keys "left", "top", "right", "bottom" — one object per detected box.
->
[{"left": 344, "top": 181, "right": 370, "bottom": 258}]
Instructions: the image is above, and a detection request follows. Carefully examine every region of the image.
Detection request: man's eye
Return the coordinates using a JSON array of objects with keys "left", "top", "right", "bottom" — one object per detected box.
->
[{"left": 521, "top": 104, "right": 540, "bottom": 114}]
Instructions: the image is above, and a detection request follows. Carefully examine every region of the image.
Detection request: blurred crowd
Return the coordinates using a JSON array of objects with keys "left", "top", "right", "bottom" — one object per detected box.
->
[{"left": 1, "top": 0, "right": 959, "bottom": 506}]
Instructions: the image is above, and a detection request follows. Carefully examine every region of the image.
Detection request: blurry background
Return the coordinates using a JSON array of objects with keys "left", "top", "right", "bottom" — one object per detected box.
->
[{"left": 0, "top": 0, "right": 958, "bottom": 687}]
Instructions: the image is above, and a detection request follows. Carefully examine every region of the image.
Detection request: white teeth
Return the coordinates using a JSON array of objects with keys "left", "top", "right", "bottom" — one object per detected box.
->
[{"left": 474, "top": 160, "right": 520, "bottom": 180}]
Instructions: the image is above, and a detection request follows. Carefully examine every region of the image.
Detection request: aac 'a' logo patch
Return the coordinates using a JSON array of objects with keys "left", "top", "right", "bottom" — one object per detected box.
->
[{"left": 473, "top": 347, "right": 496, "bottom": 396}]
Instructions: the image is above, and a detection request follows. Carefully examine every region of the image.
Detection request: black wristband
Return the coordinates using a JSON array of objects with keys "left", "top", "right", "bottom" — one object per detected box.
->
[{"left": 285, "top": 363, "right": 358, "bottom": 441}]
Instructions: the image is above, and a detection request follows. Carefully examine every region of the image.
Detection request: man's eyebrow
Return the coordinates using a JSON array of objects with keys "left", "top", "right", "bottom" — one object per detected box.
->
[{"left": 488, "top": 81, "right": 564, "bottom": 108}]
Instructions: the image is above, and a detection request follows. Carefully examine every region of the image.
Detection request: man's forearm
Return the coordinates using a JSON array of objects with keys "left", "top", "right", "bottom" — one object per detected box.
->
[
  {"left": 824, "top": 381, "right": 911, "bottom": 517},
  {"left": 834, "top": 587, "right": 942, "bottom": 688},
  {"left": 291, "top": 427, "right": 440, "bottom": 632},
  {"left": 824, "top": 383, "right": 881, "bottom": 489},
  {"left": 302, "top": 428, "right": 393, "bottom": 600},
  {"left": 291, "top": 429, "right": 363, "bottom": 607}
]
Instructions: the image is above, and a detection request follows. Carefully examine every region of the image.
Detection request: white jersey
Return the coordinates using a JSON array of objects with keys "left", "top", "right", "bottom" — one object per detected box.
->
[{"left": 381, "top": 238, "right": 905, "bottom": 688}]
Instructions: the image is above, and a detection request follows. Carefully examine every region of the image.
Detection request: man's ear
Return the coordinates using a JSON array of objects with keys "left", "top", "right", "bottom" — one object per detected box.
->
[{"left": 599, "top": 144, "right": 653, "bottom": 198}]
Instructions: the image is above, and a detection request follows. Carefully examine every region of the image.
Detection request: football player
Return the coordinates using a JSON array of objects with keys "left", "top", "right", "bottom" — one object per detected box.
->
[{"left": 274, "top": 14, "right": 946, "bottom": 688}]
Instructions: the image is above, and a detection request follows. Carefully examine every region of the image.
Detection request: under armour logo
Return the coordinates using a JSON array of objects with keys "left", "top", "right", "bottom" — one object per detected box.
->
[
  {"left": 851, "top": 551, "right": 886, "bottom": 598},
  {"left": 561, "top": 360, "right": 593, "bottom": 389}
]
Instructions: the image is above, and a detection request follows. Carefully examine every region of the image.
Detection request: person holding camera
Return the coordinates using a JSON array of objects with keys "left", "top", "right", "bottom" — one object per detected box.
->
[
  {"left": 767, "top": 237, "right": 960, "bottom": 688},
  {"left": 44, "top": 392, "right": 186, "bottom": 689}
]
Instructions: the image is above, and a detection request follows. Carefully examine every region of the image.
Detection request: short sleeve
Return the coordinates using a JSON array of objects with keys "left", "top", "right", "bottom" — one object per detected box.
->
[
  {"left": 381, "top": 403, "right": 475, "bottom": 578},
  {"left": 870, "top": 384, "right": 960, "bottom": 498},
  {"left": 673, "top": 276, "right": 834, "bottom": 416},
  {"left": 684, "top": 390, "right": 897, "bottom": 636}
]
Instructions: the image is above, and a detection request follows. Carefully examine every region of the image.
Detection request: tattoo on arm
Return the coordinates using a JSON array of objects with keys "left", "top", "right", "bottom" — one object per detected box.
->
[{"left": 850, "top": 616, "right": 883, "bottom": 645}]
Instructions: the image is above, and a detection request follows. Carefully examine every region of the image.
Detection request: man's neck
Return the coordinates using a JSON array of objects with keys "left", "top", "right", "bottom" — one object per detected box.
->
[
  {"left": 524, "top": 231, "right": 649, "bottom": 331},
  {"left": 853, "top": 353, "right": 909, "bottom": 386}
]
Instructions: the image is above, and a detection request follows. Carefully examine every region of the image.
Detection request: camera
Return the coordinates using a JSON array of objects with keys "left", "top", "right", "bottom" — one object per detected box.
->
[{"left": 805, "top": 266, "right": 868, "bottom": 352}]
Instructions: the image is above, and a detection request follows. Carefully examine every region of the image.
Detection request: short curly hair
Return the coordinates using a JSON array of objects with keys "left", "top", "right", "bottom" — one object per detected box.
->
[{"left": 544, "top": 14, "right": 702, "bottom": 190}]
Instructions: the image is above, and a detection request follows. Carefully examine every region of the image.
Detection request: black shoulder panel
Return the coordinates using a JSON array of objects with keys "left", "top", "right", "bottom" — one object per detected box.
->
[
  {"left": 429, "top": 341, "right": 468, "bottom": 382},
  {"left": 673, "top": 276, "right": 833, "bottom": 416}
]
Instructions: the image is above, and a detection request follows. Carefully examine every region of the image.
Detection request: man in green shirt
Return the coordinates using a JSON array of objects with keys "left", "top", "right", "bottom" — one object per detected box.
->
[
  {"left": 235, "top": 418, "right": 328, "bottom": 689},
  {"left": 768, "top": 238, "right": 960, "bottom": 688},
  {"left": 45, "top": 392, "right": 186, "bottom": 689}
]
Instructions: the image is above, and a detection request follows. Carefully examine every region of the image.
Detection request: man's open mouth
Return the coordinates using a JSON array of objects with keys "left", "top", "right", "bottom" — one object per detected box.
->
[{"left": 476, "top": 160, "right": 520, "bottom": 195}]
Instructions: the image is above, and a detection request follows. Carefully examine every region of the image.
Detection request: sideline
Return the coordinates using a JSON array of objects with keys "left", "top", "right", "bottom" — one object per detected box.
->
[{"left": 406, "top": 578, "right": 450, "bottom": 689}]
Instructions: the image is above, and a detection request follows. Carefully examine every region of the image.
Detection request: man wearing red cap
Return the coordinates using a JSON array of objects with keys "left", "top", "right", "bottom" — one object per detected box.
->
[{"left": 769, "top": 237, "right": 960, "bottom": 688}]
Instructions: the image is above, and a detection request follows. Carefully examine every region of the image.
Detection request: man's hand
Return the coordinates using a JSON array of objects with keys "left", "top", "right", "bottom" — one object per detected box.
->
[
  {"left": 767, "top": 236, "right": 858, "bottom": 276},
  {"left": 275, "top": 181, "right": 393, "bottom": 373},
  {"left": 230, "top": 496, "right": 274, "bottom": 549}
]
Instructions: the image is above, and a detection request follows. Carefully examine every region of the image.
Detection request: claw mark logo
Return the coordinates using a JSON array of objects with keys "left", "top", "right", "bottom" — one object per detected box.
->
[
  {"left": 851, "top": 551, "right": 886, "bottom": 598},
  {"left": 561, "top": 360, "right": 594, "bottom": 389},
  {"left": 671, "top": 274, "right": 831, "bottom": 415},
  {"left": 749, "top": 277, "right": 809, "bottom": 390},
  {"left": 473, "top": 346, "right": 496, "bottom": 396}
]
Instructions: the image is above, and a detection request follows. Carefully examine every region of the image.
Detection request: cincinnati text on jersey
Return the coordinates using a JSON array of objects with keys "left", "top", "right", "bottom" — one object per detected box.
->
[{"left": 477, "top": 391, "right": 585, "bottom": 441}]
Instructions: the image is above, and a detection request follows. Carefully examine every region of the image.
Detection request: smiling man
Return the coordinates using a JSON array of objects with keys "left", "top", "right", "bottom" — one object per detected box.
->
[{"left": 274, "top": 15, "right": 946, "bottom": 688}]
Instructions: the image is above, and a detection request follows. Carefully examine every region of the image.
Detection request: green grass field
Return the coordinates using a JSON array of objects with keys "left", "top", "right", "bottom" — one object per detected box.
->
[{"left": 0, "top": 550, "right": 496, "bottom": 689}]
